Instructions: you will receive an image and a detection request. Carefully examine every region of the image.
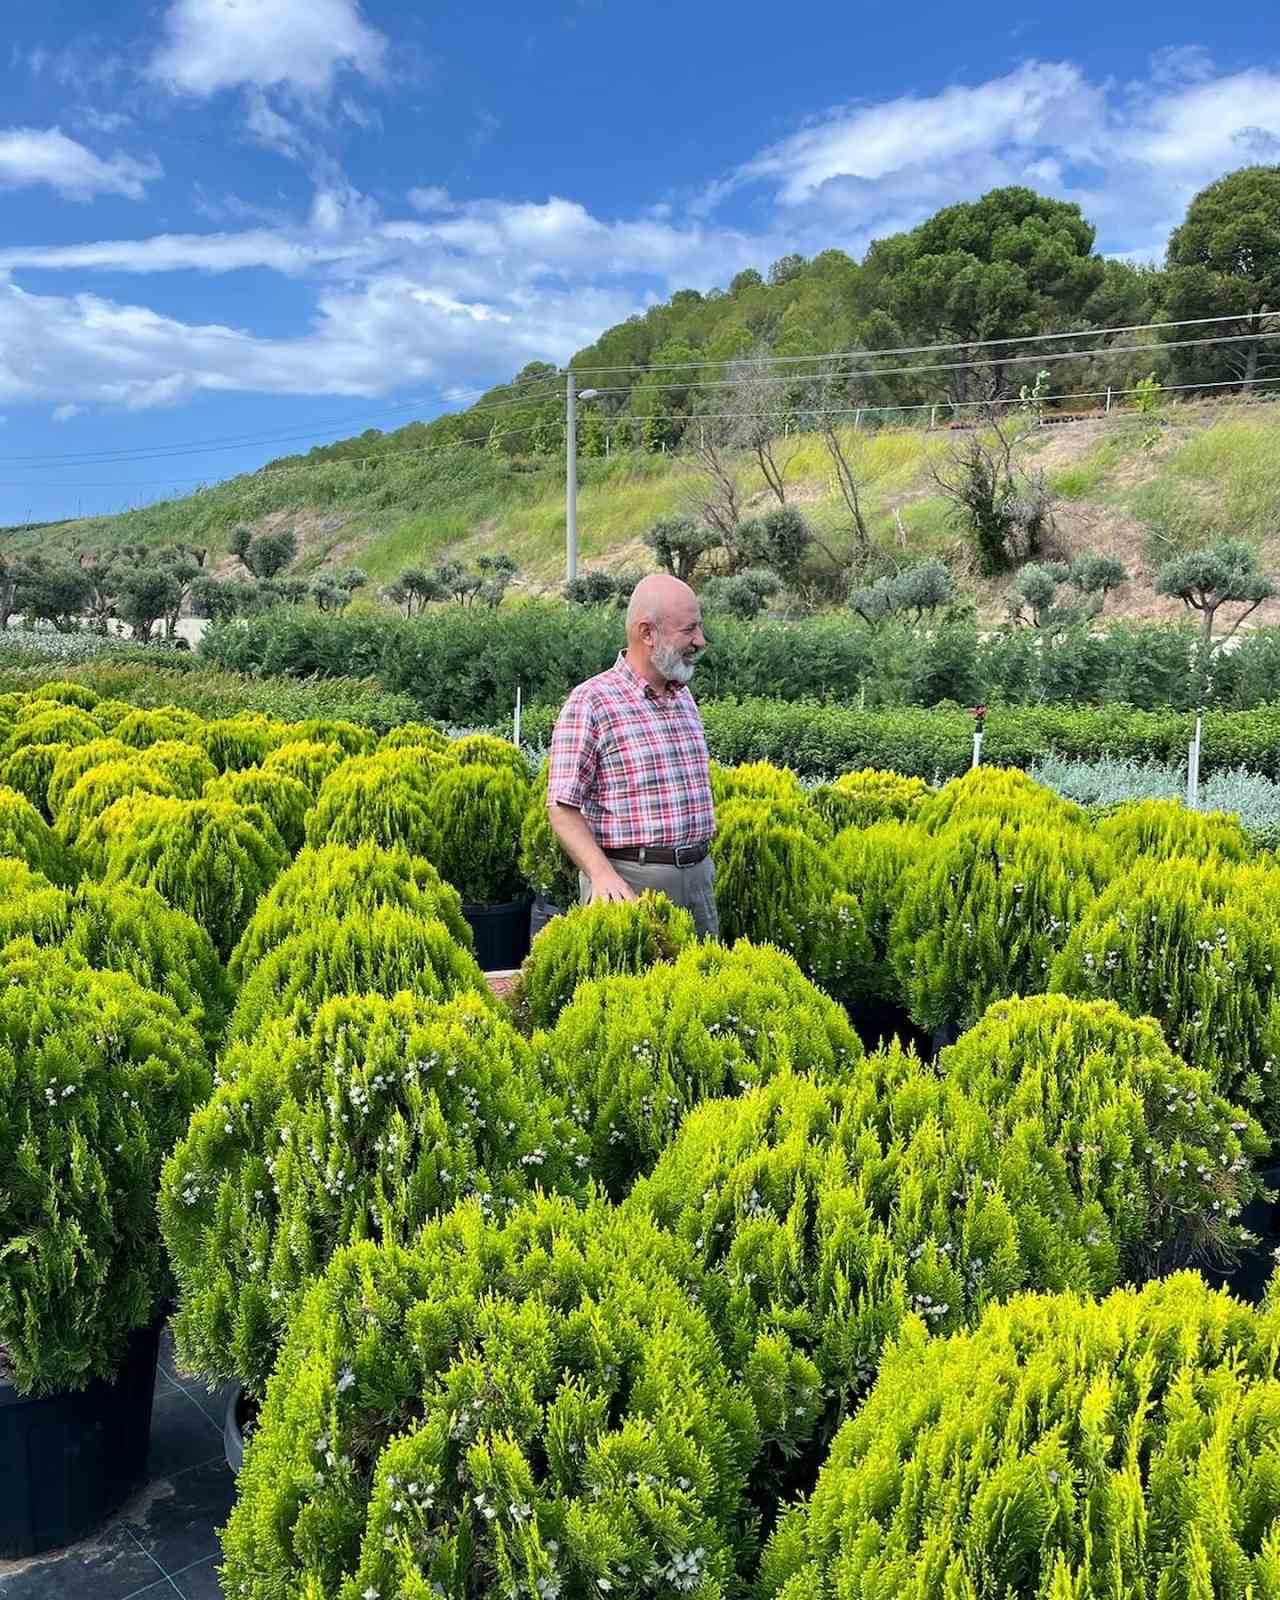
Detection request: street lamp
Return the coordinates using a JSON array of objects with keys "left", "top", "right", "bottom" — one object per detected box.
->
[{"left": 565, "top": 371, "right": 600, "bottom": 585}]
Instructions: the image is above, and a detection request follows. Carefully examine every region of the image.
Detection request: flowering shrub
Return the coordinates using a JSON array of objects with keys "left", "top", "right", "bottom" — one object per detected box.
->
[
  {"left": 809, "top": 768, "right": 931, "bottom": 831},
  {"left": 229, "top": 842, "right": 471, "bottom": 983},
  {"left": 509, "top": 893, "right": 698, "bottom": 1032},
  {"left": 228, "top": 905, "right": 491, "bottom": 1042},
  {"left": 161, "top": 991, "right": 587, "bottom": 1394},
  {"left": 0, "top": 943, "right": 209, "bottom": 1395},
  {"left": 1096, "top": 795, "right": 1250, "bottom": 864},
  {"left": 206, "top": 766, "right": 312, "bottom": 854},
  {"left": 760, "top": 1275, "right": 1280, "bottom": 1600},
  {"left": 0, "top": 783, "right": 77, "bottom": 882},
  {"left": 260, "top": 737, "right": 345, "bottom": 795},
  {"left": 427, "top": 761, "right": 530, "bottom": 904},
  {"left": 220, "top": 1199, "right": 758, "bottom": 1600},
  {"left": 891, "top": 818, "right": 1113, "bottom": 1031},
  {"left": 543, "top": 940, "right": 863, "bottom": 1195},
  {"left": 303, "top": 751, "right": 441, "bottom": 856}
]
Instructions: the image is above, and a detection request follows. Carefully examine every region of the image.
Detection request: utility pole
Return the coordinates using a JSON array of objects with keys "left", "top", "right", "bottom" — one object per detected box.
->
[{"left": 565, "top": 369, "right": 578, "bottom": 585}]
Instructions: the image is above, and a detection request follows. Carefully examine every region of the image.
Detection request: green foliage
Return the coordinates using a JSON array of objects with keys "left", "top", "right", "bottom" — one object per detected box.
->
[
  {"left": 136, "top": 738, "right": 218, "bottom": 798},
  {"left": 829, "top": 821, "right": 934, "bottom": 1005},
  {"left": 206, "top": 766, "right": 312, "bottom": 853},
  {"left": 915, "top": 764, "right": 1086, "bottom": 833},
  {"left": 644, "top": 513, "right": 722, "bottom": 583},
  {"left": 0, "top": 783, "right": 76, "bottom": 882},
  {"left": 303, "top": 751, "right": 442, "bottom": 856},
  {"left": 1155, "top": 538, "right": 1279, "bottom": 652},
  {"left": 1051, "top": 858, "right": 1280, "bottom": 1131},
  {"left": 891, "top": 817, "right": 1112, "bottom": 1031},
  {"left": 518, "top": 760, "right": 578, "bottom": 908},
  {"left": 291, "top": 716, "right": 377, "bottom": 755},
  {"left": 543, "top": 940, "right": 863, "bottom": 1196},
  {"left": 449, "top": 730, "right": 531, "bottom": 782},
  {"left": 94, "top": 795, "right": 288, "bottom": 958},
  {"left": 1096, "top": 795, "right": 1250, "bottom": 864},
  {"left": 427, "top": 761, "right": 530, "bottom": 904},
  {"left": 113, "top": 704, "right": 204, "bottom": 748},
  {"left": 0, "top": 944, "right": 209, "bottom": 1395},
  {"left": 228, "top": 905, "right": 491, "bottom": 1042},
  {"left": 760, "top": 1274, "right": 1280, "bottom": 1600},
  {"left": 940, "top": 994, "right": 1265, "bottom": 1270},
  {"left": 809, "top": 768, "right": 930, "bottom": 831},
  {"left": 378, "top": 720, "right": 450, "bottom": 753},
  {"left": 55, "top": 760, "right": 176, "bottom": 857},
  {"left": 28, "top": 680, "right": 101, "bottom": 710},
  {"left": 221, "top": 1198, "right": 758, "bottom": 1600},
  {"left": 3, "top": 703, "right": 101, "bottom": 755},
  {"left": 161, "top": 992, "right": 587, "bottom": 1394},
  {"left": 701, "top": 567, "right": 782, "bottom": 621},
  {"left": 260, "top": 737, "right": 345, "bottom": 795},
  {"left": 229, "top": 841, "right": 472, "bottom": 983},
  {"left": 849, "top": 559, "right": 956, "bottom": 625},
  {"left": 46, "top": 737, "right": 132, "bottom": 814},
  {"left": 193, "top": 713, "right": 290, "bottom": 772},
  {"left": 0, "top": 739, "right": 67, "bottom": 815},
  {"left": 0, "top": 858, "right": 66, "bottom": 944},
  {"left": 509, "top": 894, "right": 698, "bottom": 1032},
  {"left": 710, "top": 758, "right": 806, "bottom": 808}
]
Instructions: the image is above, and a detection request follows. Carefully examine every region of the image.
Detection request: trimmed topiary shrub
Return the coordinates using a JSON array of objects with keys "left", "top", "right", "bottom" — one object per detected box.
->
[
  {"left": 137, "top": 738, "right": 217, "bottom": 798},
  {"left": 543, "top": 940, "right": 863, "bottom": 1196},
  {"left": 519, "top": 760, "right": 578, "bottom": 911},
  {"left": 0, "top": 858, "right": 66, "bottom": 944},
  {"left": 1051, "top": 858, "right": 1280, "bottom": 1131},
  {"left": 3, "top": 704, "right": 100, "bottom": 756},
  {"left": 229, "top": 841, "right": 472, "bottom": 984},
  {"left": 303, "top": 752, "right": 440, "bottom": 856},
  {"left": 95, "top": 795, "right": 287, "bottom": 958},
  {"left": 711, "top": 758, "right": 806, "bottom": 809},
  {"left": 0, "top": 783, "right": 76, "bottom": 883},
  {"left": 220, "top": 1199, "right": 759, "bottom": 1600},
  {"left": 937, "top": 994, "right": 1265, "bottom": 1271},
  {"left": 0, "top": 739, "right": 68, "bottom": 816},
  {"left": 0, "top": 942, "right": 210, "bottom": 1395},
  {"left": 161, "top": 991, "right": 588, "bottom": 1395},
  {"left": 891, "top": 817, "right": 1112, "bottom": 1033},
  {"left": 46, "top": 736, "right": 132, "bottom": 815},
  {"left": 449, "top": 730, "right": 530, "bottom": 782},
  {"left": 1096, "top": 795, "right": 1251, "bottom": 864},
  {"left": 915, "top": 764, "right": 1085, "bottom": 834},
  {"left": 27, "top": 680, "right": 100, "bottom": 711},
  {"left": 378, "top": 720, "right": 450, "bottom": 753},
  {"left": 829, "top": 821, "right": 934, "bottom": 1007},
  {"left": 260, "top": 738, "right": 345, "bottom": 795},
  {"left": 228, "top": 905, "right": 491, "bottom": 1042},
  {"left": 760, "top": 1275, "right": 1280, "bottom": 1600},
  {"left": 809, "top": 768, "right": 931, "bottom": 832},
  {"left": 291, "top": 717, "right": 377, "bottom": 756},
  {"left": 114, "top": 704, "right": 203, "bottom": 749},
  {"left": 193, "top": 713, "right": 289, "bottom": 773},
  {"left": 427, "top": 761, "right": 529, "bottom": 905},
  {"left": 206, "top": 766, "right": 311, "bottom": 854},
  {"left": 89, "top": 697, "right": 134, "bottom": 732},
  {"left": 509, "top": 893, "right": 698, "bottom": 1032},
  {"left": 56, "top": 760, "right": 176, "bottom": 857}
]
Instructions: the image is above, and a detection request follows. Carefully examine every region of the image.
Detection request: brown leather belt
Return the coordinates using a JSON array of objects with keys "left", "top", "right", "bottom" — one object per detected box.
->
[{"left": 603, "top": 841, "right": 711, "bottom": 867}]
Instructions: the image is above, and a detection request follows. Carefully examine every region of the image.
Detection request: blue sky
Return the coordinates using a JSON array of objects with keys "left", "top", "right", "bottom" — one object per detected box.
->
[{"left": 1, "top": 0, "right": 1279, "bottom": 524}]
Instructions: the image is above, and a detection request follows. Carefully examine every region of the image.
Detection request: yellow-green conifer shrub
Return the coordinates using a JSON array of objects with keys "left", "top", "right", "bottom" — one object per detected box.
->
[
  {"left": 290, "top": 717, "right": 376, "bottom": 756},
  {"left": 88, "top": 697, "right": 134, "bottom": 732},
  {"left": 426, "top": 761, "right": 529, "bottom": 904},
  {"left": 0, "top": 739, "right": 68, "bottom": 816},
  {"left": 915, "top": 763, "right": 1085, "bottom": 834},
  {"left": 0, "top": 783, "right": 76, "bottom": 883},
  {"left": 809, "top": 768, "right": 931, "bottom": 832},
  {"left": 303, "top": 751, "right": 440, "bottom": 856},
  {"left": 891, "top": 817, "right": 1113, "bottom": 1032},
  {"left": 27, "top": 680, "right": 100, "bottom": 711},
  {"left": 543, "top": 940, "right": 863, "bottom": 1195},
  {"left": 0, "top": 942, "right": 210, "bottom": 1395},
  {"left": 449, "top": 730, "right": 531, "bottom": 782},
  {"left": 0, "top": 859, "right": 66, "bottom": 943},
  {"left": 260, "top": 738, "right": 344, "bottom": 795},
  {"left": 628, "top": 1059, "right": 1118, "bottom": 1469},
  {"left": 829, "top": 821, "right": 934, "bottom": 1006},
  {"left": 938, "top": 994, "right": 1265, "bottom": 1271},
  {"left": 161, "top": 992, "right": 588, "bottom": 1395},
  {"left": 1051, "top": 857, "right": 1280, "bottom": 1132},
  {"left": 193, "top": 713, "right": 290, "bottom": 773},
  {"left": 1097, "top": 795, "right": 1251, "bottom": 865},
  {"left": 113, "top": 704, "right": 203, "bottom": 749},
  {"left": 47, "top": 737, "right": 132, "bottom": 815},
  {"left": 518, "top": 760, "right": 578, "bottom": 909},
  {"left": 378, "top": 721, "right": 450, "bottom": 753},
  {"left": 509, "top": 893, "right": 698, "bottom": 1032},
  {"left": 760, "top": 1275, "right": 1280, "bottom": 1600},
  {"left": 137, "top": 739, "right": 217, "bottom": 798},
  {"left": 95, "top": 795, "right": 287, "bottom": 958},
  {"left": 228, "top": 904, "right": 491, "bottom": 1042},
  {"left": 229, "top": 842, "right": 472, "bottom": 983},
  {"left": 220, "top": 1199, "right": 758, "bottom": 1600},
  {"left": 206, "top": 767, "right": 311, "bottom": 854},
  {"left": 56, "top": 761, "right": 177, "bottom": 857},
  {"left": 2, "top": 703, "right": 101, "bottom": 755},
  {"left": 711, "top": 758, "right": 806, "bottom": 808}
]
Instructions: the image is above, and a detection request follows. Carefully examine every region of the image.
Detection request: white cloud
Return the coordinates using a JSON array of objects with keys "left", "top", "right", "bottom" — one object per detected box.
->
[
  {"left": 52, "top": 403, "right": 82, "bottom": 422},
  {"left": 407, "top": 186, "right": 453, "bottom": 214},
  {"left": 0, "top": 127, "right": 159, "bottom": 201},
  {"left": 150, "top": 0, "right": 387, "bottom": 97}
]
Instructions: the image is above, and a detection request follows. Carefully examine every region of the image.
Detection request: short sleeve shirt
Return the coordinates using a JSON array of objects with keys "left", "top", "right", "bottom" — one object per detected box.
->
[{"left": 547, "top": 652, "right": 715, "bottom": 849}]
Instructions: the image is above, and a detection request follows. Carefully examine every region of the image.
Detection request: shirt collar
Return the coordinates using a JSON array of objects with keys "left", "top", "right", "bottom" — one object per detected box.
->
[{"left": 614, "top": 650, "right": 682, "bottom": 703}]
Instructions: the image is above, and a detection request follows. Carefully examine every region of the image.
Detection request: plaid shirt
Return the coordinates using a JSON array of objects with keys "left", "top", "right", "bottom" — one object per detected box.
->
[{"left": 548, "top": 652, "right": 715, "bottom": 849}]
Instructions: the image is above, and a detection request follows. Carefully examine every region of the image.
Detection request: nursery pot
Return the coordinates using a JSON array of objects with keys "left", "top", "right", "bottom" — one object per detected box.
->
[
  {"left": 463, "top": 897, "right": 532, "bottom": 972},
  {"left": 0, "top": 1319, "right": 161, "bottom": 1558},
  {"left": 1198, "top": 1162, "right": 1280, "bottom": 1306}
]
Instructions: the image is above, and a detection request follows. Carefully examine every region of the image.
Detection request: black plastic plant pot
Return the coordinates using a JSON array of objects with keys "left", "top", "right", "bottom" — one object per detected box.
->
[
  {"left": 0, "top": 1320, "right": 161, "bottom": 1558},
  {"left": 1198, "top": 1163, "right": 1280, "bottom": 1306},
  {"left": 463, "top": 897, "right": 533, "bottom": 972}
]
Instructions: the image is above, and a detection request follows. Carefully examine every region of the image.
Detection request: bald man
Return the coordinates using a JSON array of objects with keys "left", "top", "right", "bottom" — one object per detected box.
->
[{"left": 547, "top": 573, "right": 719, "bottom": 938}]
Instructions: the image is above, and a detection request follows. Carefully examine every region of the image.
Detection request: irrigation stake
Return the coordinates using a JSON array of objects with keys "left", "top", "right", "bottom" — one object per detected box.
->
[{"left": 513, "top": 684, "right": 522, "bottom": 748}]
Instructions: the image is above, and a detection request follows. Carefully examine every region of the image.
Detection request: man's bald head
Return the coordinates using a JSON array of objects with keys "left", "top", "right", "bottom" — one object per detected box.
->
[
  {"left": 624, "top": 573, "right": 707, "bottom": 689},
  {"left": 626, "top": 573, "right": 697, "bottom": 630}
]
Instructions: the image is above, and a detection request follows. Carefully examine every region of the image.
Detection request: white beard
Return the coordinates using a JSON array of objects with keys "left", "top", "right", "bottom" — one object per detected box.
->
[{"left": 653, "top": 639, "right": 697, "bottom": 684}]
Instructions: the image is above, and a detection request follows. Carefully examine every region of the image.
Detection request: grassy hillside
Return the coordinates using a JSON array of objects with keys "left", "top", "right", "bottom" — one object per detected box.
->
[{"left": 5, "top": 401, "right": 1280, "bottom": 623}]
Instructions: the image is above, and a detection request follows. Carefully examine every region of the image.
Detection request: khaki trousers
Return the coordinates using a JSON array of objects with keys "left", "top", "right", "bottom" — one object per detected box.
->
[{"left": 580, "top": 854, "right": 719, "bottom": 940}]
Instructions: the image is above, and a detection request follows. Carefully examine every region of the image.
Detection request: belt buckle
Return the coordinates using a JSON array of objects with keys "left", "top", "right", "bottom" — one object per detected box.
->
[{"left": 674, "top": 843, "right": 696, "bottom": 868}]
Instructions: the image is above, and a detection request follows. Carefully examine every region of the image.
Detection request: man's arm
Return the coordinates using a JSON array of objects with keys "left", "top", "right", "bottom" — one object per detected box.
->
[{"left": 547, "top": 801, "right": 636, "bottom": 904}]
